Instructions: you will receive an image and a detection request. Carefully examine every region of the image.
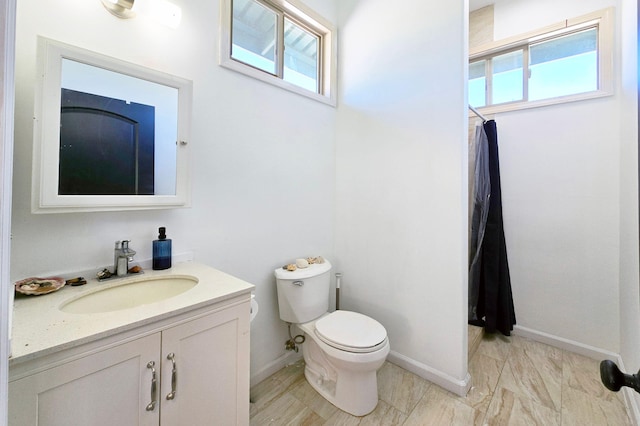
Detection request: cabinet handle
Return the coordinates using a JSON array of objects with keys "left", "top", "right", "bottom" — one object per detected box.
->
[
  {"left": 166, "top": 353, "right": 177, "bottom": 400},
  {"left": 146, "top": 361, "right": 158, "bottom": 411}
]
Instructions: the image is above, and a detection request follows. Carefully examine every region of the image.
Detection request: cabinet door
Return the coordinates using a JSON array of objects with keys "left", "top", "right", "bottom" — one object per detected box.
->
[
  {"left": 160, "top": 302, "right": 250, "bottom": 426},
  {"left": 9, "top": 333, "right": 161, "bottom": 426}
]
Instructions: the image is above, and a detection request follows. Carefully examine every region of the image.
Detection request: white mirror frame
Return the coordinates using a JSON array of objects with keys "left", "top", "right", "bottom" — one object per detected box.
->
[{"left": 32, "top": 37, "right": 192, "bottom": 213}]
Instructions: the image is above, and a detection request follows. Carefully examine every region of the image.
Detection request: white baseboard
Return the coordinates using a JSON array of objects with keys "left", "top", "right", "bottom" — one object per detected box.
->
[
  {"left": 513, "top": 325, "right": 619, "bottom": 360},
  {"left": 386, "top": 350, "right": 471, "bottom": 397},
  {"left": 250, "top": 351, "right": 302, "bottom": 387},
  {"left": 513, "top": 325, "right": 640, "bottom": 425}
]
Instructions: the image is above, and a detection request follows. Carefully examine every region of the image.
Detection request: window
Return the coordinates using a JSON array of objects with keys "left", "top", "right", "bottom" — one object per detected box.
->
[
  {"left": 231, "top": 0, "right": 278, "bottom": 75},
  {"left": 220, "top": 0, "right": 336, "bottom": 105},
  {"left": 468, "top": 8, "right": 613, "bottom": 113},
  {"left": 491, "top": 49, "right": 524, "bottom": 104},
  {"left": 529, "top": 29, "right": 598, "bottom": 101}
]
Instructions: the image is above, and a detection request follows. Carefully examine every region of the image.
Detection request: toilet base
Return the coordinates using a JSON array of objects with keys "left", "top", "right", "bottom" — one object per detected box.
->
[
  {"left": 300, "top": 331, "right": 387, "bottom": 417},
  {"left": 304, "top": 362, "right": 380, "bottom": 417}
]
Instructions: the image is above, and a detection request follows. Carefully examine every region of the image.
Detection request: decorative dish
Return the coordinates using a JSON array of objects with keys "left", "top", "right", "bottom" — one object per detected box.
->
[{"left": 15, "top": 276, "right": 66, "bottom": 296}]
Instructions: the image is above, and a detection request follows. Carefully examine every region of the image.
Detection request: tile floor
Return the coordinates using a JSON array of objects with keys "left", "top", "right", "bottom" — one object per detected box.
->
[{"left": 249, "top": 328, "right": 632, "bottom": 425}]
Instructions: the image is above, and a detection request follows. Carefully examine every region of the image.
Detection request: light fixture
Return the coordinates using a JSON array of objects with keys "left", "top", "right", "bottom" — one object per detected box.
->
[
  {"left": 100, "top": 0, "right": 182, "bottom": 28},
  {"left": 101, "top": 0, "right": 136, "bottom": 19}
]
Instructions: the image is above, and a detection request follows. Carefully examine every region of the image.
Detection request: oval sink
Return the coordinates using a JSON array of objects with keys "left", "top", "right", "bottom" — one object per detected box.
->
[{"left": 60, "top": 275, "right": 199, "bottom": 314}]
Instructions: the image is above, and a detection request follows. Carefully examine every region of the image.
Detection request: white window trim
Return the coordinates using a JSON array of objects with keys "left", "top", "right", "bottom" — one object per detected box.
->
[
  {"left": 469, "top": 7, "right": 614, "bottom": 115},
  {"left": 219, "top": 0, "right": 337, "bottom": 106}
]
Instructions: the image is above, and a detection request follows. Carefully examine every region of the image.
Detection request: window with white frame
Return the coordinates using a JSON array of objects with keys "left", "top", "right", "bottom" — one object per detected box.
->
[
  {"left": 220, "top": 0, "right": 336, "bottom": 105},
  {"left": 469, "top": 8, "right": 613, "bottom": 113}
]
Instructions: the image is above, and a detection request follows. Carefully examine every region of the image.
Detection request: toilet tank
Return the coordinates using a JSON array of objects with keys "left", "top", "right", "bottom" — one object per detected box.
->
[{"left": 275, "top": 260, "right": 332, "bottom": 323}]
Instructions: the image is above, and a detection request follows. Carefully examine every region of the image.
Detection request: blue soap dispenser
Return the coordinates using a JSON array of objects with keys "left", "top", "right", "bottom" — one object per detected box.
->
[{"left": 152, "top": 227, "right": 172, "bottom": 270}]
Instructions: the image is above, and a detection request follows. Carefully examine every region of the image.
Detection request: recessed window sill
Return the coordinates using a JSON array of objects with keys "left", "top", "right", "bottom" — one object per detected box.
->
[
  {"left": 219, "top": 57, "right": 336, "bottom": 107},
  {"left": 471, "top": 89, "right": 613, "bottom": 117}
]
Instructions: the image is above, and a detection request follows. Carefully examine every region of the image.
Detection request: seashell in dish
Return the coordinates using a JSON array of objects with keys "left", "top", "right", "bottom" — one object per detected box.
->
[{"left": 14, "top": 276, "right": 65, "bottom": 296}]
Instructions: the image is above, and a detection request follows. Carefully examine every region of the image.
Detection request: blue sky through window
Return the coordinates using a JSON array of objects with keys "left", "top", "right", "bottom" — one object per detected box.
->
[{"left": 468, "top": 27, "right": 598, "bottom": 108}]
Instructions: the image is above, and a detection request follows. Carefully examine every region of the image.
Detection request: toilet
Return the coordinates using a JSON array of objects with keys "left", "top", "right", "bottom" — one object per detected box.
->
[{"left": 275, "top": 260, "right": 390, "bottom": 416}]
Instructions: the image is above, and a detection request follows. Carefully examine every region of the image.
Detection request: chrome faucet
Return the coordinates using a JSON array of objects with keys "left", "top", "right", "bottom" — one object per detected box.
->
[
  {"left": 115, "top": 240, "right": 136, "bottom": 276},
  {"left": 113, "top": 240, "right": 121, "bottom": 275}
]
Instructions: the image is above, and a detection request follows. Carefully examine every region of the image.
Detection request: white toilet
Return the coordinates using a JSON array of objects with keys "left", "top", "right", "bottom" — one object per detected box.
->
[{"left": 275, "top": 260, "right": 390, "bottom": 416}]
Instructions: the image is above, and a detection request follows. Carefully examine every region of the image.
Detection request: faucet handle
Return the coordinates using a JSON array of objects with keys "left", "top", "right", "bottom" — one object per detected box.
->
[{"left": 122, "top": 240, "right": 136, "bottom": 259}]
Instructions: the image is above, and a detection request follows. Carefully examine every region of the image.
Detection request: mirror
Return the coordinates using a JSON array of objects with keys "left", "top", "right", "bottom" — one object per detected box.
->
[{"left": 32, "top": 37, "right": 192, "bottom": 213}]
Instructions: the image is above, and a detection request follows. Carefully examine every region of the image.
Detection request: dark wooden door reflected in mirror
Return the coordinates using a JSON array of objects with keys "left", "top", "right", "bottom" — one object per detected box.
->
[{"left": 59, "top": 89, "right": 155, "bottom": 195}]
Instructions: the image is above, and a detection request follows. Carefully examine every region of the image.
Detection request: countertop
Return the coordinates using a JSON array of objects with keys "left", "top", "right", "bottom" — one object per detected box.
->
[{"left": 10, "top": 261, "right": 254, "bottom": 364}]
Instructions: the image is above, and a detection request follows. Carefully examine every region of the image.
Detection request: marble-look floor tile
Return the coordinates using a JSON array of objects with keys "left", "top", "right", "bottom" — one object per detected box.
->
[
  {"left": 289, "top": 379, "right": 339, "bottom": 420},
  {"left": 476, "top": 333, "right": 512, "bottom": 363},
  {"left": 497, "top": 345, "right": 562, "bottom": 411},
  {"left": 377, "top": 362, "right": 431, "bottom": 415},
  {"left": 511, "top": 336, "right": 562, "bottom": 361},
  {"left": 561, "top": 386, "right": 632, "bottom": 426},
  {"left": 358, "top": 400, "right": 407, "bottom": 426},
  {"left": 463, "top": 352, "right": 504, "bottom": 413},
  {"left": 469, "top": 325, "right": 484, "bottom": 358},
  {"left": 404, "top": 386, "right": 478, "bottom": 426},
  {"left": 321, "top": 410, "right": 361, "bottom": 426},
  {"left": 250, "top": 360, "right": 306, "bottom": 417},
  {"left": 250, "top": 392, "right": 324, "bottom": 426},
  {"left": 484, "top": 386, "right": 560, "bottom": 426},
  {"left": 250, "top": 331, "right": 634, "bottom": 426},
  {"left": 250, "top": 377, "right": 292, "bottom": 417},
  {"left": 271, "top": 359, "right": 306, "bottom": 388},
  {"left": 562, "top": 351, "right": 626, "bottom": 407},
  {"left": 472, "top": 408, "right": 488, "bottom": 426}
]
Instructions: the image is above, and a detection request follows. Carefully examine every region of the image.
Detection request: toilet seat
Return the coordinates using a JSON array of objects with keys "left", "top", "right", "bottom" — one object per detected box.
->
[{"left": 314, "top": 310, "right": 387, "bottom": 353}]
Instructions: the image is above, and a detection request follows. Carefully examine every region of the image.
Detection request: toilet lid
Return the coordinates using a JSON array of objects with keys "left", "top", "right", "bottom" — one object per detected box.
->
[{"left": 315, "top": 310, "right": 387, "bottom": 352}]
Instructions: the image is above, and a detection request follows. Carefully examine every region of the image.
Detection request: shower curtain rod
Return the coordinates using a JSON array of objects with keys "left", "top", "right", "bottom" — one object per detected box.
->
[{"left": 468, "top": 105, "right": 487, "bottom": 122}]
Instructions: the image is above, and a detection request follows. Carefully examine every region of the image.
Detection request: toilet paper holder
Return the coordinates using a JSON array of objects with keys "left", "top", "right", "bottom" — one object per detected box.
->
[{"left": 250, "top": 294, "right": 258, "bottom": 322}]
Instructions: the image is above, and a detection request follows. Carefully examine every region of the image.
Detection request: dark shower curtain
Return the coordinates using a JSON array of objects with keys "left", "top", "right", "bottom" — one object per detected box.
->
[{"left": 468, "top": 120, "right": 516, "bottom": 336}]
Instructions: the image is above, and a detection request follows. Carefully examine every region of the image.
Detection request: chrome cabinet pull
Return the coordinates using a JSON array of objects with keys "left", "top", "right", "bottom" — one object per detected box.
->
[
  {"left": 166, "top": 353, "right": 177, "bottom": 400},
  {"left": 146, "top": 361, "right": 158, "bottom": 411},
  {"left": 293, "top": 280, "right": 304, "bottom": 286}
]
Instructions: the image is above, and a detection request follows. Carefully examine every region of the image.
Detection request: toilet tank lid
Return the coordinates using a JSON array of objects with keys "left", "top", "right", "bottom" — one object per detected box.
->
[
  {"left": 274, "top": 260, "right": 331, "bottom": 280},
  {"left": 274, "top": 260, "right": 332, "bottom": 280}
]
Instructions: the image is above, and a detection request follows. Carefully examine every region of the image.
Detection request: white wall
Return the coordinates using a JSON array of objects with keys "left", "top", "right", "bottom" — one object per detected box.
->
[
  {"left": 11, "top": 0, "right": 337, "bottom": 382},
  {"left": 0, "top": 0, "right": 16, "bottom": 424},
  {"left": 335, "top": 0, "right": 469, "bottom": 390},
  {"left": 493, "top": 0, "right": 615, "bottom": 39},
  {"left": 618, "top": 0, "right": 640, "bottom": 417},
  {"left": 485, "top": 0, "right": 622, "bottom": 352}
]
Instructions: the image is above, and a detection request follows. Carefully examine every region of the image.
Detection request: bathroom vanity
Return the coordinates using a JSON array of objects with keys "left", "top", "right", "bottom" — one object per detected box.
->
[{"left": 8, "top": 262, "right": 253, "bottom": 425}]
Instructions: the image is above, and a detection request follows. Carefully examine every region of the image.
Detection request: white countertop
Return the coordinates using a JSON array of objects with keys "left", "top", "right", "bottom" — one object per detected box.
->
[{"left": 10, "top": 261, "right": 254, "bottom": 364}]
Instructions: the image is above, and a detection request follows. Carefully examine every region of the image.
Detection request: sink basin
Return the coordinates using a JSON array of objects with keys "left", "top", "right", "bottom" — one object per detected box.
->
[{"left": 60, "top": 275, "right": 199, "bottom": 314}]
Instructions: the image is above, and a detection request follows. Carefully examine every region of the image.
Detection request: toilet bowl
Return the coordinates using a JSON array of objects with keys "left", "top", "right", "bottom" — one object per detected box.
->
[
  {"left": 275, "top": 260, "right": 390, "bottom": 416},
  {"left": 297, "top": 311, "right": 390, "bottom": 416}
]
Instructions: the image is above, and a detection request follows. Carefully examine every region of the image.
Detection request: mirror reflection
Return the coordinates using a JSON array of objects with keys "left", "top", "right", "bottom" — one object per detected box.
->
[
  {"left": 59, "top": 59, "right": 178, "bottom": 196},
  {"left": 32, "top": 37, "right": 192, "bottom": 213}
]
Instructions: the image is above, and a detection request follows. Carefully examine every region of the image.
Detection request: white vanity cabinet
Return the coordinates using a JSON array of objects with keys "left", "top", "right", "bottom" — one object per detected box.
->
[
  {"left": 159, "top": 301, "right": 249, "bottom": 424},
  {"left": 9, "top": 298, "right": 250, "bottom": 426},
  {"left": 10, "top": 333, "right": 161, "bottom": 426}
]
